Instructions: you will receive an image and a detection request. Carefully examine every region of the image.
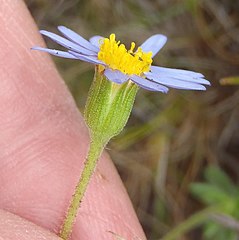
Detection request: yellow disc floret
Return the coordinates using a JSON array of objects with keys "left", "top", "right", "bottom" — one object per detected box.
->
[{"left": 98, "top": 34, "right": 153, "bottom": 76}]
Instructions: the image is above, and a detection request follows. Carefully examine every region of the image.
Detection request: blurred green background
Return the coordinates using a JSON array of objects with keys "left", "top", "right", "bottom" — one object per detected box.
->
[{"left": 26, "top": 0, "right": 239, "bottom": 239}]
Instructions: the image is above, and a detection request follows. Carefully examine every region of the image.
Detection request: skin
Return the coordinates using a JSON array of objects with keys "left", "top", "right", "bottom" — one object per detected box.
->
[{"left": 0, "top": 1, "right": 146, "bottom": 239}]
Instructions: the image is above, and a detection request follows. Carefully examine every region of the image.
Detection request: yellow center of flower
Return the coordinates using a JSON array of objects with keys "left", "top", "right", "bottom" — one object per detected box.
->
[{"left": 98, "top": 34, "right": 153, "bottom": 76}]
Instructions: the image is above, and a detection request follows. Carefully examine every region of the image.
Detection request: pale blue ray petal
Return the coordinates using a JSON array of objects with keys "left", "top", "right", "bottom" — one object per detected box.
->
[
  {"left": 57, "top": 26, "right": 99, "bottom": 52},
  {"left": 147, "top": 68, "right": 210, "bottom": 85},
  {"left": 140, "top": 34, "right": 167, "bottom": 58},
  {"left": 145, "top": 72, "right": 206, "bottom": 90},
  {"left": 40, "top": 30, "right": 97, "bottom": 56},
  {"left": 150, "top": 66, "right": 205, "bottom": 79},
  {"left": 104, "top": 69, "right": 129, "bottom": 84},
  {"left": 31, "top": 46, "right": 77, "bottom": 59},
  {"left": 130, "top": 75, "right": 168, "bottom": 93},
  {"left": 68, "top": 51, "right": 105, "bottom": 65},
  {"left": 89, "top": 35, "right": 104, "bottom": 48}
]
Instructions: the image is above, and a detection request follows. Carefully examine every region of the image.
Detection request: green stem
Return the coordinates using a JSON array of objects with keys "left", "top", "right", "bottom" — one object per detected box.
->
[
  {"left": 161, "top": 207, "right": 220, "bottom": 240},
  {"left": 59, "top": 138, "right": 105, "bottom": 240}
]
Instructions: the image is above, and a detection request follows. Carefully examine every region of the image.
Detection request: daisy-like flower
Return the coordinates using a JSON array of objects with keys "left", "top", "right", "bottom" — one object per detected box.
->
[
  {"left": 32, "top": 26, "right": 211, "bottom": 240},
  {"left": 32, "top": 26, "right": 210, "bottom": 92}
]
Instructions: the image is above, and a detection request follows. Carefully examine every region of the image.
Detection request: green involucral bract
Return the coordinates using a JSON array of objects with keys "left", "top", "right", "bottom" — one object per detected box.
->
[
  {"left": 84, "top": 66, "right": 139, "bottom": 145},
  {"left": 59, "top": 67, "right": 138, "bottom": 239}
]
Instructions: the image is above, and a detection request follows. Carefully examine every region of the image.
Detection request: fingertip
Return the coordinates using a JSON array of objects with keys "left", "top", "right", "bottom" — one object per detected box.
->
[
  {"left": 0, "top": 210, "right": 61, "bottom": 240},
  {"left": 0, "top": 2, "right": 146, "bottom": 240}
]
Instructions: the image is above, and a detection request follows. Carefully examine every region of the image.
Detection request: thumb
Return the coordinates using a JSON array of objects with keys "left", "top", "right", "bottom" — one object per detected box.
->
[{"left": 0, "top": 210, "right": 61, "bottom": 240}]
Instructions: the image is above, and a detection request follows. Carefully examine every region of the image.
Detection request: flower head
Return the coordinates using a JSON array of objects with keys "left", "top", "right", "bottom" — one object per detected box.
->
[
  {"left": 97, "top": 34, "right": 152, "bottom": 75},
  {"left": 32, "top": 26, "right": 210, "bottom": 93}
]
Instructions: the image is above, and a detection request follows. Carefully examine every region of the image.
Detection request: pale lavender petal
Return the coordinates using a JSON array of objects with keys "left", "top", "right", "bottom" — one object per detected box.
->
[
  {"left": 31, "top": 46, "right": 77, "bottom": 59},
  {"left": 140, "top": 34, "right": 167, "bottom": 57},
  {"left": 68, "top": 51, "right": 105, "bottom": 65},
  {"left": 104, "top": 69, "right": 128, "bottom": 84},
  {"left": 148, "top": 67, "right": 210, "bottom": 86},
  {"left": 145, "top": 72, "right": 206, "bottom": 90},
  {"left": 40, "top": 30, "right": 96, "bottom": 56},
  {"left": 150, "top": 66, "right": 205, "bottom": 79},
  {"left": 131, "top": 75, "right": 168, "bottom": 93},
  {"left": 57, "top": 26, "right": 99, "bottom": 52},
  {"left": 150, "top": 66, "right": 210, "bottom": 86},
  {"left": 89, "top": 35, "right": 104, "bottom": 48}
]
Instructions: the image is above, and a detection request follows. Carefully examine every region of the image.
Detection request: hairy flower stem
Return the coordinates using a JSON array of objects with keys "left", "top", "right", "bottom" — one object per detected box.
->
[
  {"left": 59, "top": 138, "right": 105, "bottom": 240},
  {"left": 59, "top": 67, "right": 138, "bottom": 240}
]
